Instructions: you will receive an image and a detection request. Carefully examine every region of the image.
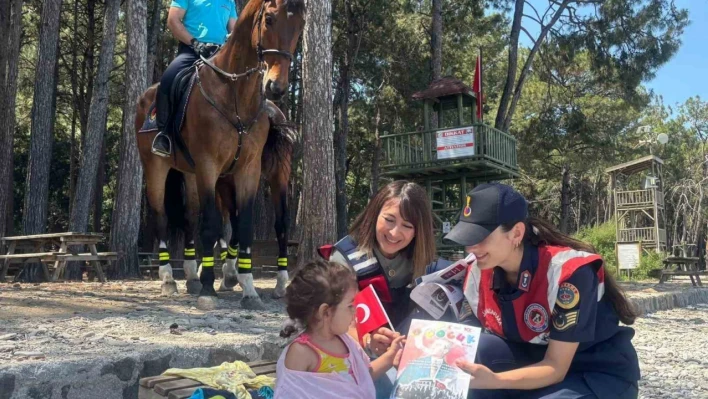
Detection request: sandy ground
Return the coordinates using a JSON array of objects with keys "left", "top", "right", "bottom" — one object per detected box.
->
[{"left": 1, "top": 277, "right": 707, "bottom": 398}]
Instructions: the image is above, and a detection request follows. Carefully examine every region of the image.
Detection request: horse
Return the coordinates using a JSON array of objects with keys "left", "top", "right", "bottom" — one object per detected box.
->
[
  {"left": 215, "top": 104, "right": 296, "bottom": 299},
  {"left": 135, "top": 0, "right": 305, "bottom": 310}
]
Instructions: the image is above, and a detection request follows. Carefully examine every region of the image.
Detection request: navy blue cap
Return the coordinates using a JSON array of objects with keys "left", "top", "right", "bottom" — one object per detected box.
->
[{"left": 443, "top": 183, "right": 528, "bottom": 246}]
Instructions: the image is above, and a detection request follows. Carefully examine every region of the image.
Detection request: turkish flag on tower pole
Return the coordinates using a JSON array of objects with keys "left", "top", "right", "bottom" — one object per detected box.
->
[
  {"left": 473, "top": 52, "right": 483, "bottom": 122},
  {"left": 354, "top": 285, "right": 393, "bottom": 344}
]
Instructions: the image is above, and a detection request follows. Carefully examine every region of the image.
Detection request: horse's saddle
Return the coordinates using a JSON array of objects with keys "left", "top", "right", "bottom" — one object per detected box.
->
[{"left": 138, "top": 64, "right": 198, "bottom": 136}]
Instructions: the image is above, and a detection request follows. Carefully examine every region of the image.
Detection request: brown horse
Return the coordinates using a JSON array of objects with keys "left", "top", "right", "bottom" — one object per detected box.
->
[
  {"left": 215, "top": 104, "right": 296, "bottom": 299},
  {"left": 135, "top": 0, "right": 305, "bottom": 310}
]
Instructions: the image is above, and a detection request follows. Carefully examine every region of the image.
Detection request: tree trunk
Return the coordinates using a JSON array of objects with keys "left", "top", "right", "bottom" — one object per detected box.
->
[
  {"left": 93, "top": 141, "right": 106, "bottom": 233},
  {"left": 80, "top": 0, "right": 97, "bottom": 135},
  {"left": 430, "top": 0, "right": 442, "bottom": 81},
  {"left": 334, "top": 1, "right": 356, "bottom": 240},
  {"left": 369, "top": 104, "right": 382, "bottom": 199},
  {"left": 296, "top": 0, "right": 336, "bottom": 269},
  {"left": 0, "top": 0, "right": 22, "bottom": 239},
  {"left": 68, "top": 0, "right": 80, "bottom": 213},
  {"left": 494, "top": 0, "right": 523, "bottom": 130},
  {"left": 501, "top": 0, "right": 571, "bottom": 132},
  {"left": 560, "top": 164, "right": 571, "bottom": 234},
  {"left": 110, "top": 0, "right": 148, "bottom": 279},
  {"left": 147, "top": 0, "right": 161, "bottom": 84},
  {"left": 20, "top": 0, "right": 62, "bottom": 282},
  {"left": 23, "top": 0, "right": 63, "bottom": 236},
  {"left": 70, "top": 0, "right": 120, "bottom": 234},
  {"left": 235, "top": 0, "right": 246, "bottom": 13}
]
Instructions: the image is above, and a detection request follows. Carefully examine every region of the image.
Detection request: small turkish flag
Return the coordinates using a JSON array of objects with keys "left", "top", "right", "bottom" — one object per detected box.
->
[{"left": 354, "top": 285, "right": 392, "bottom": 342}]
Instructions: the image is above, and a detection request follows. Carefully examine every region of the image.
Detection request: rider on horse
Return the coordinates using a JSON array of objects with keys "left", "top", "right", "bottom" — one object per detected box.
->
[{"left": 152, "top": 0, "right": 238, "bottom": 157}]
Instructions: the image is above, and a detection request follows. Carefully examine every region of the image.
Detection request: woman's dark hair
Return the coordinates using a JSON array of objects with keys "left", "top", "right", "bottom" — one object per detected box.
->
[
  {"left": 501, "top": 217, "right": 638, "bottom": 325},
  {"left": 349, "top": 180, "right": 435, "bottom": 279},
  {"left": 280, "top": 260, "right": 358, "bottom": 338}
]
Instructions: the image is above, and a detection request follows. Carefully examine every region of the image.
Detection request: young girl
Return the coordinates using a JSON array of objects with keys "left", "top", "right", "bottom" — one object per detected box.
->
[{"left": 274, "top": 260, "right": 405, "bottom": 399}]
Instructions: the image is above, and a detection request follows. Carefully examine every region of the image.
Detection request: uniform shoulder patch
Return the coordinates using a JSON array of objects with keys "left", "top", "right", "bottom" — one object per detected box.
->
[
  {"left": 553, "top": 310, "right": 579, "bottom": 331},
  {"left": 556, "top": 282, "right": 580, "bottom": 309}
]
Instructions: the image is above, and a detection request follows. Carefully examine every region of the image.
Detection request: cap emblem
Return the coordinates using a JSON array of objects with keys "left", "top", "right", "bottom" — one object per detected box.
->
[{"left": 463, "top": 196, "right": 472, "bottom": 217}]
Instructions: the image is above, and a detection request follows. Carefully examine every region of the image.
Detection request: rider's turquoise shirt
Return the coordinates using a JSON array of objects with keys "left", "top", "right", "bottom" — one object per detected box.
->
[{"left": 170, "top": 0, "right": 237, "bottom": 45}]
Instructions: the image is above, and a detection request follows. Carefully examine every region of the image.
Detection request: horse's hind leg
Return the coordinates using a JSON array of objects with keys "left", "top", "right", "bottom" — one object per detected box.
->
[
  {"left": 195, "top": 164, "right": 223, "bottom": 310},
  {"left": 269, "top": 170, "right": 290, "bottom": 299},
  {"left": 145, "top": 163, "right": 178, "bottom": 296},
  {"left": 217, "top": 180, "right": 239, "bottom": 291},
  {"left": 183, "top": 174, "right": 202, "bottom": 295}
]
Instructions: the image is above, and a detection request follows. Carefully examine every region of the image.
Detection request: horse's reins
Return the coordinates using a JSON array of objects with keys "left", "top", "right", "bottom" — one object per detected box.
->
[{"left": 194, "top": 0, "right": 293, "bottom": 174}]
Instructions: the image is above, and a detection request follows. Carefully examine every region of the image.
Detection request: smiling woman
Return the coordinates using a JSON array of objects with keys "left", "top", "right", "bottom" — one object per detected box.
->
[{"left": 323, "top": 181, "right": 436, "bottom": 327}]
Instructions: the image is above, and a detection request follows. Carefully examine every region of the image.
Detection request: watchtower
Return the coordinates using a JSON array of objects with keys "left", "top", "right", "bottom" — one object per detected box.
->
[
  {"left": 606, "top": 155, "right": 667, "bottom": 253},
  {"left": 379, "top": 77, "right": 519, "bottom": 250}
]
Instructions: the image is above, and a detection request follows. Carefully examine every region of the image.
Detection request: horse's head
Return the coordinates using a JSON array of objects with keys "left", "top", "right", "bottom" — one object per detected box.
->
[{"left": 254, "top": 0, "right": 305, "bottom": 101}]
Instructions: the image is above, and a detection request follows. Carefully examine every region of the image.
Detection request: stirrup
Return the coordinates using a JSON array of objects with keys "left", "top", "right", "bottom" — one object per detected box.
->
[{"left": 151, "top": 133, "right": 172, "bottom": 158}]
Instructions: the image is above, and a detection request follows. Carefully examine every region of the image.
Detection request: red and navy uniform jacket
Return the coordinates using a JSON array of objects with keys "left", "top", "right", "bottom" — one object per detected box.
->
[
  {"left": 463, "top": 243, "right": 607, "bottom": 346},
  {"left": 319, "top": 236, "right": 427, "bottom": 327}
]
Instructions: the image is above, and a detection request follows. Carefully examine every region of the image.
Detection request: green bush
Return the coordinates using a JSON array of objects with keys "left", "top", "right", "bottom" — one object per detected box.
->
[
  {"left": 574, "top": 220, "right": 618, "bottom": 275},
  {"left": 632, "top": 251, "right": 664, "bottom": 280},
  {"left": 574, "top": 220, "right": 664, "bottom": 280}
]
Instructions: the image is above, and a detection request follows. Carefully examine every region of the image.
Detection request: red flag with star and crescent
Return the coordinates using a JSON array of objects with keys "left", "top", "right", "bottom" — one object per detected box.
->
[
  {"left": 473, "top": 53, "right": 483, "bottom": 122},
  {"left": 354, "top": 285, "right": 393, "bottom": 343}
]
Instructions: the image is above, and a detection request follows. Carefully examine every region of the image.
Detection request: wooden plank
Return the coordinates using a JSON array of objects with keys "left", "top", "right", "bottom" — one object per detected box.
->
[
  {"left": 0, "top": 241, "right": 16, "bottom": 281},
  {"left": 0, "top": 252, "right": 57, "bottom": 259},
  {"left": 246, "top": 360, "right": 277, "bottom": 369},
  {"left": 141, "top": 375, "right": 183, "bottom": 389},
  {"left": 89, "top": 244, "right": 108, "bottom": 282},
  {"left": 250, "top": 363, "right": 277, "bottom": 376},
  {"left": 154, "top": 379, "right": 203, "bottom": 396},
  {"left": 168, "top": 386, "right": 207, "bottom": 399},
  {"left": 1, "top": 232, "right": 103, "bottom": 241}
]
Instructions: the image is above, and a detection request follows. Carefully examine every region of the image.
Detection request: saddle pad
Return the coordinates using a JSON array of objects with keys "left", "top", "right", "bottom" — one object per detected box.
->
[{"left": 139, "top": 65, "right": 198, "bottom": 135}]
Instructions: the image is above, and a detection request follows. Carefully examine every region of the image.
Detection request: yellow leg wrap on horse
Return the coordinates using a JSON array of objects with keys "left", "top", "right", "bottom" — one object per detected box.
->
[{"left": 202, "top": 257, "right": 214, "bottom": 267}]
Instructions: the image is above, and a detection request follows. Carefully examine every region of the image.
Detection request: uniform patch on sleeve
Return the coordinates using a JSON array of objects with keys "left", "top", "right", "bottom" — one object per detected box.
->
[
  {"left": 553, "top": 310, "right": 579, "bottom": 331},
  {"left": 556, "top": 282, "right": 580, "bottom": 309}
]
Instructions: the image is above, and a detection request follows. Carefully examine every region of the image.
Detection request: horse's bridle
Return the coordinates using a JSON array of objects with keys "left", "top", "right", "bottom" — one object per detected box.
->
[{"left": 194, "top": 0, "right": 294, "bottom": 174}]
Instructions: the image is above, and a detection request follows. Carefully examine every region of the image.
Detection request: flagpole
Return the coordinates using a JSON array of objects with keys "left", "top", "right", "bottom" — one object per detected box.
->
[
  {"left": 480, "top": 47, "right": 483, "bottom": 123},
  {"left": 368, "top": 285, "right": 396, "bottom": 333}
]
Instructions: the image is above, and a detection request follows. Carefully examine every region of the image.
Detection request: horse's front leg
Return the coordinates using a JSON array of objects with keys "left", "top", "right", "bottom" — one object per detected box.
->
[
  {"left": 183, "top": 174, "right": 202, "bottom": 295},
  {"left": 195, "top": 163, "right": 223, "bottom": 310},
  {"left": 234, "top": 167, "right": 265, "bottom": 310},
  {"left": 269, "top": 172, "right": 290, "bottom": 299}
]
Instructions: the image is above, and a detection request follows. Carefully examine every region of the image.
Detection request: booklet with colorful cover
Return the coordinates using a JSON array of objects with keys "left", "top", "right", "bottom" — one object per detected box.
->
[{"left": 390, "top": 319, "right": 481, "bottom": 399}]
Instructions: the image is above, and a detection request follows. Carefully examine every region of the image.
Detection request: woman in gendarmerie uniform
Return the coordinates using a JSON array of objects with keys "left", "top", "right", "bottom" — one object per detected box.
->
[{"left": 443, "top": 183, "right": 640, "bottom": 399}]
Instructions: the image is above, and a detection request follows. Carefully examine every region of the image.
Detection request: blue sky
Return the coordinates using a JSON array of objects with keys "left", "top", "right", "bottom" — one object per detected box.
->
[
  {"left": 645, "top": 0, "right": 706, "bottom": 107},
  {"left": 515, "top": 0, "right": 705, "bottom": 107}
]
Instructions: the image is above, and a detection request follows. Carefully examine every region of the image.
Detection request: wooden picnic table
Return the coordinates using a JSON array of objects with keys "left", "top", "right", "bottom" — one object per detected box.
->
[
  {"left": 660, "top": 256, "right": 705, "bottom": 287},
  {"left": 0, "top": 232, "right": 117, "bottom": 283}
]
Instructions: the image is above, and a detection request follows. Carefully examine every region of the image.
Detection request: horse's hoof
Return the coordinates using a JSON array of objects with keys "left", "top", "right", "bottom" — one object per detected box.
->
[
  {"left": 240, "top": 295, "right": 265, "bottom": 310},
  {"left": 196, "top": 295, "right": 218, "bottom": 310},
  {"left": 272, "top": 286, "right": 286, "bottom": 299},
  {"left": 218, "top": 278, "right": 238, "bottom": 292},
  {"left": 161, "top": 281, "right": 178, "bottom": 296},
  {"left": 186, "top": 279, "right": 202, "bottom": 295},
  {"left": 223, "top": 276, "right": 238, "bottom": 289}
]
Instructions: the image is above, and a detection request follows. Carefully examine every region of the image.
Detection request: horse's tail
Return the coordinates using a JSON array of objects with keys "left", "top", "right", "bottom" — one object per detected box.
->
[
  {"left": 164, "top": 169, "right": 187, "bottom": 230},
  {"left": 262, "top": 103, "right": 298, "bottom": 179}
]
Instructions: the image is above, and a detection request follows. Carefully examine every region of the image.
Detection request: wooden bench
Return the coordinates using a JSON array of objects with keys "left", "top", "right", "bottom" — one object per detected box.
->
[
  {"left": 138, "top": 360, "right": 277, "bottom": 399},
  {"left": 660, "top": 257, "right": 705, "bottom": 287}
]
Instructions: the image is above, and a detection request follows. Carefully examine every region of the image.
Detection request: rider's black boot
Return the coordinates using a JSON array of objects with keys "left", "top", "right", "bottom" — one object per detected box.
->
[{"left": 152, "top": 90, "right": 172, "bottom": 157}]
